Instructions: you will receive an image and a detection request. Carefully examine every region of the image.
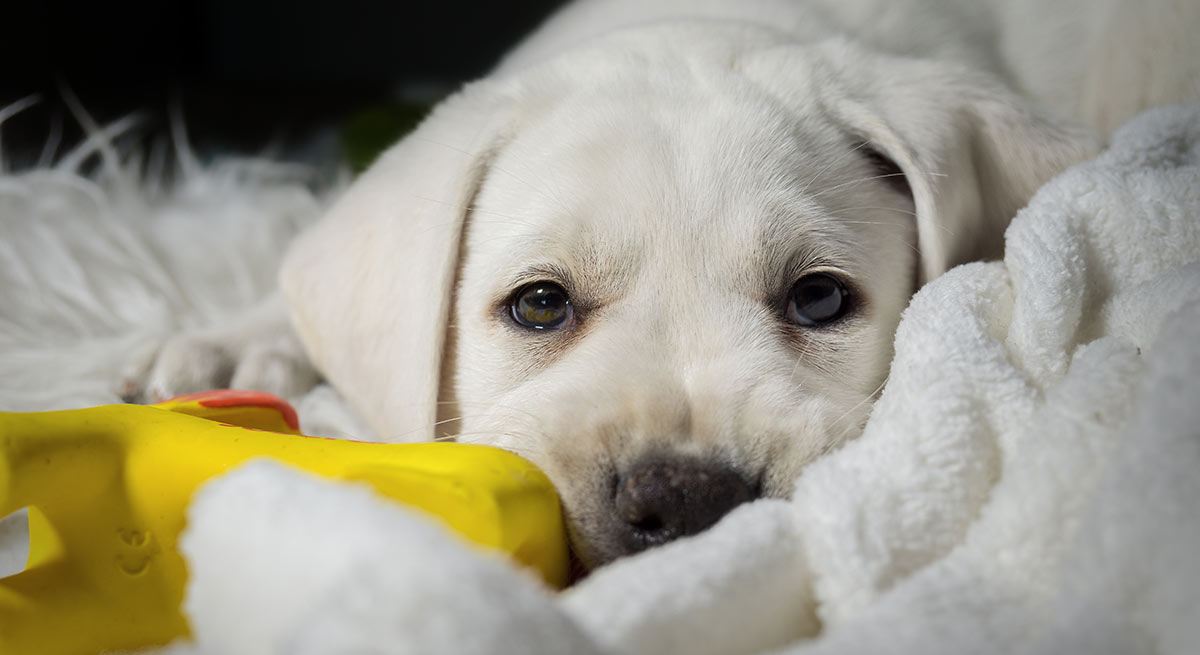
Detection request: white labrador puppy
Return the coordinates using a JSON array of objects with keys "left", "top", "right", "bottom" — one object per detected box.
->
[{"left": 145, "top": 0, "right": 1198, "bottom": 567}]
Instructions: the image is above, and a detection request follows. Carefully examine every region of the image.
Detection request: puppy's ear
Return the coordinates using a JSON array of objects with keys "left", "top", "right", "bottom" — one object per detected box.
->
[
  {"left": 279, "top": 82, "right": 515, "bottom": 441},
  {"left": 820, "top": 44, "right": 1101, "bottom": 283},
  {"left": 747, "top": 41, "right": 1100, "bottom": 283}
]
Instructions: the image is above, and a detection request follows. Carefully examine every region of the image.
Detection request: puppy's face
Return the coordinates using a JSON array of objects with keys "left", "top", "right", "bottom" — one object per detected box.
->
[
  {"left": 446, "top": 69, "right": 917, "bottom": 566},
  {"left": 283, "top": 27, "right": 1094, "bottom": 569}
]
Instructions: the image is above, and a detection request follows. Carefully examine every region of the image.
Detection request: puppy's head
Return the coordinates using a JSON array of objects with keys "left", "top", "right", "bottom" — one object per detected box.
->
[{"left": 281, "top": 26, "right": 1097, "bottom": 567}]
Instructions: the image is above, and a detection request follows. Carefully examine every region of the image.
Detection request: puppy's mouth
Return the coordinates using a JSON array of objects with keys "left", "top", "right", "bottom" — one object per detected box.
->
[{"left": 566, "top": 453, "right": 760, "bottom": 568}]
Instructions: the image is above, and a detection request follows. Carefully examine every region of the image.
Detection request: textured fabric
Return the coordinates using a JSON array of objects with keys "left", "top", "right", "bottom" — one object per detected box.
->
[{"left": 1, "top": 105, "right": 1197, "bottom": 654}]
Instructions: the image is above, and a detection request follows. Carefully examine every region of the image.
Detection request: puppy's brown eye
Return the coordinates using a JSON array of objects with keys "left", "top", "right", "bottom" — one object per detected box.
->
[
  {"left": 786, "top": 273, "right": 848, "bottom": 326},
  {"left": 511, "top": 282, "right": 574, "bottom": 330}
]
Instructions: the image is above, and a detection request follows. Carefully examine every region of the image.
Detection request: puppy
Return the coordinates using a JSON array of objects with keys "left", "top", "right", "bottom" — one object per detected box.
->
[{"left": 253, "top": 0, "right": 1196, "bottom": 567}]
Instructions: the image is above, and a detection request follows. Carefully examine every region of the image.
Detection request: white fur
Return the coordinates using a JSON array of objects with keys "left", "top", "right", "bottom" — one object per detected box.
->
[
  {"left": 154, "top": 103, "right": 1200, "bottom": 655},
  {"left": 0, "top": 124, "right": 325, "bottom": 413},
  {"left": 165, "top": 0, "right": 1192, "bottom": 565}
]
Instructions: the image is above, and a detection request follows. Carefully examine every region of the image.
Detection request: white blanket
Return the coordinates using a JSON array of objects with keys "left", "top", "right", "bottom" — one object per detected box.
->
[{"left": 2, "top": 105, "right": 1198, "bottom": 654}]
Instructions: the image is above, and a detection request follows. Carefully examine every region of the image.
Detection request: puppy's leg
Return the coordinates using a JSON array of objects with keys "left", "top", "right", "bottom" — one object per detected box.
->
[{"left": 119, "top": 293, "right": 319, "bottom": 403}]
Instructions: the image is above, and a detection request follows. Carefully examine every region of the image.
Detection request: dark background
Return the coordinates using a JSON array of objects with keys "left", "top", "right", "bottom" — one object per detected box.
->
[{"left": 1, "top": 0, "right": 567, "bottom": 168}]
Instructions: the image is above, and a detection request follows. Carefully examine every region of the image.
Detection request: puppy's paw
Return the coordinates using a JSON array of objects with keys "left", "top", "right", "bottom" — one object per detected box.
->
[
  {"left": 229, "top": 341, "right": 321, "bottom": 399},
  {"left": 143, "top": 335, "right": 236, "bottom": 402},
  {"left": 118, "top": 295, "right": 320, "bottom": 404}
]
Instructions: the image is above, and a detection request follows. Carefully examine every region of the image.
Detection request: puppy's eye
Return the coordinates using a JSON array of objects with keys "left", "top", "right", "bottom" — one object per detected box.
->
[
  {"left": 786, "top": 273, "right": 849, "bottom": 326},
  {"left": 510, "top": 282, "right": 574, "bottom": 330}
]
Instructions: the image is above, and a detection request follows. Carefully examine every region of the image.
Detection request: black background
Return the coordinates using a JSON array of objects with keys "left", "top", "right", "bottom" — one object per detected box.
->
[{"left": 1, "top": 1, "right": 567, "bottom": 167}]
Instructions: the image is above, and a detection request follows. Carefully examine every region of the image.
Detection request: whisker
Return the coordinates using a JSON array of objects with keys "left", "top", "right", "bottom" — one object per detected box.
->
[
  {"left": 833, "top": 206, "right": 958, "bottom": 240},
  {"left": 808, "top": 172, "right": 911, "bottom": 200},
  {"left": 835, "top": 205, "right": 917, "bottom": 218},
  {"left": 438, "top": 400, "right": 544, "bottom": 424},
  {"left": 799, "top": 140, "right": 873, "bottom": 196},
  {"left": 826, "top": 215, "right": 922, "bottom": 257},
  {"left": 450, "top": 430, "right": 549, "bottom": 459},
  {"left": 431, "top": 415, "right": 467, "bottom": 428},
  {"left": 788, "top": 334, "right": 815, "bottom": 387},
  {"left": 829, "top": 375, "right": 890, "bottom": 444},
  {"left": 383, "top": 398, "right": 547, "bottom": 444}
]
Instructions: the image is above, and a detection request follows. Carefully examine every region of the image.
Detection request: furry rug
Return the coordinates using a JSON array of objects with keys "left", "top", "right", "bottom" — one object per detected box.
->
[
  {"left": 0, "top": 110, "right": 325, "bottom": 412},
  {"left": 2, "top": 104, "right": 1199, "bottom": 654},
  {"left": 0, "top": 105, "right": 357, "bottom": 579}
]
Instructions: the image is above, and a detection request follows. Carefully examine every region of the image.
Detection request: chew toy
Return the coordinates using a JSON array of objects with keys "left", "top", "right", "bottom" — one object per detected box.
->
[{"left": 0, "top": 390, "right": 567, "bottom": 655}]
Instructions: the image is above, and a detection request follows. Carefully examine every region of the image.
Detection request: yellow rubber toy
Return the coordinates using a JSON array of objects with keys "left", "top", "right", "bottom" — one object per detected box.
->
[{"left": 0, "top": 390, "right": 567, "bottom": 655}]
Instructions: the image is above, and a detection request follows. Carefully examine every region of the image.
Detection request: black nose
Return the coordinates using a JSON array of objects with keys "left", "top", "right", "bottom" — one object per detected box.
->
[{"left": 613, "top": 456, "right": 757, "bottom": 555}]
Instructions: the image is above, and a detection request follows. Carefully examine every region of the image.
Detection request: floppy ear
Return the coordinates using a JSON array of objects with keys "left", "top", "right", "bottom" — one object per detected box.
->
[
  {"left": 279, "top": 82, "right": 515, "bottom": 442},
  {"left": 746, "top": 40, "right": 1100, "bottom": 284},
  {"left": 818, "top": 44, "right": 1102, "bottom": 283}
]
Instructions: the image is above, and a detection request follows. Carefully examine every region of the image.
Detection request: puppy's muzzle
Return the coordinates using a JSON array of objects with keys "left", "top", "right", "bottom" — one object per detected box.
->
[{"left": 614, "top": 455, "right": 757, "bottom": 555}]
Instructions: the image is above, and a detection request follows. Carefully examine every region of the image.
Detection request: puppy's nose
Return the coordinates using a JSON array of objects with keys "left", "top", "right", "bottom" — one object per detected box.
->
[{"left": 614, "top": 456, "right": 756, "bottom": 554}]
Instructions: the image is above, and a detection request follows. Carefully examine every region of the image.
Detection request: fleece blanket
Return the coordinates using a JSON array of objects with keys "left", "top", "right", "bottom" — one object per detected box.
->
[{"left": 2, "top": 104, "right": 1199, "bottom": 654}]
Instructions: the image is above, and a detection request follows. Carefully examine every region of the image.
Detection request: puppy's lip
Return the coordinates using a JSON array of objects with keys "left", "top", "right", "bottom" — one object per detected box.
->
[{"left": 562, "top": 513, "right": 624, "bottom": 571}]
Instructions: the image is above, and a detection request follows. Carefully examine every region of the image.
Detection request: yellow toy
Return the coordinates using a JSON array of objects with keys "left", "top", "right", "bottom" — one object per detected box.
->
[{"left": 0, "top": 390, "right": 567, "bottom": 655}]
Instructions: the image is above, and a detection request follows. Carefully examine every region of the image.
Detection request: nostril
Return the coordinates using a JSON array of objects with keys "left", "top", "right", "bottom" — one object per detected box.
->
[
  {"left": 628, "top": 515, "right": 664, "bottom": 534},
  {"left": 613, "top": 456, "right": 756, "bottom": 554},
  {"left": 614, "top": 471, "right": 672, "bottom": 537}
]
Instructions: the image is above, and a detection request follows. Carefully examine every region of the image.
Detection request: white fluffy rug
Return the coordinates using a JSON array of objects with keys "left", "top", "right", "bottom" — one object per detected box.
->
[
  {"left": 0, "top": 109, "right": 325, "bottom": 412},
  {"left": 2, "top": 104, "right": 1199, "bottom": 655}
]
